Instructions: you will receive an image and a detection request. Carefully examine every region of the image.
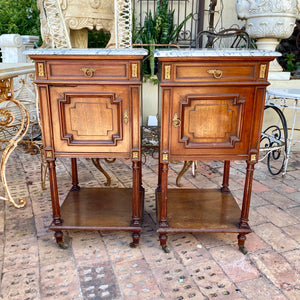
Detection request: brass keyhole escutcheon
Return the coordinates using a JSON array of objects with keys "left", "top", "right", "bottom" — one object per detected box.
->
[
  {"left": 172, "top": 113, "right": 181, "bottom": 128},
  {"left": 80, "top": 67, "right": 95, "bottom": 77},
  {"left": 207, "top": 69, "right": 223, "bottom": 79}
]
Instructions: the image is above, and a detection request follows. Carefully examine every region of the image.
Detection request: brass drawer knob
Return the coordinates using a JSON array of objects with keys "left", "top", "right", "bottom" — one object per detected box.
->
[
  {"left": 207, "top": 69, "right": 223, "bottom": 79},
  {"left": 80, "top": 67, "right": 95, "bottom": 77},
  {"left": 172, "top": 113, "right": 181, "bottom": 128}
]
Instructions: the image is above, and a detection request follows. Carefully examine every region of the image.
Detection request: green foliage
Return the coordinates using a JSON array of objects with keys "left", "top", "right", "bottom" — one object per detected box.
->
[
  {"left": 88, "top": 30, "right": 111, "bottom": 48},
  {"left": 133, "top": 0, "right": 192, "bottom": 77},
  {"left": 284, "top": 53, "right": 300, "bottom": 73},
  {"left": 0, "top": 0, "right": 40, "bottom": 37}
]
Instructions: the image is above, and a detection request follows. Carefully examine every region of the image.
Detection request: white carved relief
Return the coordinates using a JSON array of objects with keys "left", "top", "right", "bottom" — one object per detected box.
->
[
  {"left": 236, "top": 0, "right": 300, "bottom": 75},
  {"left": 37, "top": 0, "right": 119, "bottom": 48},
  {"left": 236, "top": 0, "right": 300, "bottom": 39},
  {"left": 237, "top": 0, "right": 300, "bottom": 19},
  {"left": 246, "top": 18, "right": 297, "bottom": 38}
]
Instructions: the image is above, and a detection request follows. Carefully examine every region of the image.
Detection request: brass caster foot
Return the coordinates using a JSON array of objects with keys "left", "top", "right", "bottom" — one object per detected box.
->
[
  {"left": 58, "top": 241, "right": 69, "bottom": 249},
  {"left": 129, "top": 242, "right": 138, "bottom": 248},
  {"left": 239, "top": 246, "right": 248, "bottom": 255},
  {"left": 162, "top": 245, "right": 170, "bottom": 253}
]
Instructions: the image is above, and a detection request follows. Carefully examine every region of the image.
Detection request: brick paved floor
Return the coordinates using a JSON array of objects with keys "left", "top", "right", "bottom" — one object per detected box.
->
[{"left": 0, "top": 151, "right": 299, "bottom": 299}]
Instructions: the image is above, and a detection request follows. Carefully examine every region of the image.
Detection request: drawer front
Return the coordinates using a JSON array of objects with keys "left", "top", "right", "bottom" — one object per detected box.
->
[
  {"left": 167, "top": 86, "right": 259, "bottom": 158},
  {"left": 49, "top": 85, "right": 133, "bottom": 154},
  {"left": 162, "top": 62, "right": 257, "bottom": 83},
  {"left": 46, "top": 60, "right": 141, "bottom": 81}
]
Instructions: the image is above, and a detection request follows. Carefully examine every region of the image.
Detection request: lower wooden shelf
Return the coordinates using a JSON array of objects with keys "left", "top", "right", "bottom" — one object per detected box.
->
[
  {"left": 49, "top": 188, "right": 142, "bottom": 232},
  {"left": 157, "top": 189, "right": 251, "bottom": 234}
]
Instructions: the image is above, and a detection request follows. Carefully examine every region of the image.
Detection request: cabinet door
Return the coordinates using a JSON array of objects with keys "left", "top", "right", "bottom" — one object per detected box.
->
[
  {"left": 48, "top": 84, "right": 132, "bottom": 156},
  {"left": 168, "top": 86, "right": 259, "bottom": 159}
]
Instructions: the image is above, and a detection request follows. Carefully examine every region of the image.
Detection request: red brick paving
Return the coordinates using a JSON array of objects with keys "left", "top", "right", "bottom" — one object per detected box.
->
[{"left": 0, "top": 151, "right": 299, "bottom": 299}]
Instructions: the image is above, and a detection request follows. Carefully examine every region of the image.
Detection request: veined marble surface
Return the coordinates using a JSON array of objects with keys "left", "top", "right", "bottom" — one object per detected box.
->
[
  {"left": 153, "top": 48, "right": 281, "bottom": 57},
  {"left": 0, "top": 63, "right": 35, "bottom": 80},
  {"left": 25, "top": 48, "right": 148, "bottom": 56}
]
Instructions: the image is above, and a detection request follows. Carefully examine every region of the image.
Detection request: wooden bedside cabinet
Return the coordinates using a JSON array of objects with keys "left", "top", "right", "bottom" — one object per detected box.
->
[
  {"left": 154, "top": 49, "right": 280, "bottom": 253},
  {"left": 28, "top": 49, "right": 147, "bottom": 248}
]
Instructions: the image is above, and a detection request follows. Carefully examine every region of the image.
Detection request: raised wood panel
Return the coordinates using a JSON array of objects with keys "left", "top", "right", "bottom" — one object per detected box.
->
[
  {"left": 169, "top": 86, "right": 254, "bottom": 158},
  {"left": 49, "top": 85, "right": 131, "bottom": 155},
  {"left": 37, "top": 85, "right": 52, "bottom": 149},
  {"left": 130, "top": 86, "right": 141, "bottom": 157},
  {"left": 180, "top": 95, "right": 243, "bottom": 147},
  {"left": 58, "top": 93, "right": 122, "bottom": 145}
]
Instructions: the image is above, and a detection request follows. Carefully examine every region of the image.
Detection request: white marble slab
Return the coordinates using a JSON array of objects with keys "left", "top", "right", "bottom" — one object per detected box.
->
[
  {"left": 25, "top": 48, "right": 148, "bottom": 56},
  {"left": 153, "top": 48, "right": 281, "bottom": 58},
  {"left": 0, "top": 63, "right": 35, "bottom": 80},
  {"left": 267, "top": 88, "right": 300, "bottom": 100}
]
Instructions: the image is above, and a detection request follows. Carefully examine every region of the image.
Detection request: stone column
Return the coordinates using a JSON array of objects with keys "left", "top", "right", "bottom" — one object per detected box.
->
[
  {"left": 22, "top": 35, "right": 40, "bottom": 62},
  {"left": 0, "top": 34, "right": 25, "bottom": 63}
]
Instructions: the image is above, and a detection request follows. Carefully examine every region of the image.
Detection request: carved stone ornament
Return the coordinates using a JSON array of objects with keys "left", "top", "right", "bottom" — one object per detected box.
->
[
  {"left": 37, "top": 0, "right": 132, "bottom": 49},
  {"left": 236, "top": 0, "right": 300, "bottom": 75},
  {"left": 236, "top": 0, "right": 300, "bottom": 39}
]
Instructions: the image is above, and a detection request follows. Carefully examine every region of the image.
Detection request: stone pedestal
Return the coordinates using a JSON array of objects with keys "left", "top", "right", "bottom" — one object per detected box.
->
[
  {"left": 0, "top": 34, "right": 39, "bottom": 63},
  {"left": 0, "top": 34, "right": 25, "bottom": 63}
]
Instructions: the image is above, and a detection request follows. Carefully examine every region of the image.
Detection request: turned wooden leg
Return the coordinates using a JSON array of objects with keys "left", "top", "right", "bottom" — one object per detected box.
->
[
  {"left": 48, "top": 160, "right": 62, "bottom": 226},
  {"left": 48, "top": 160, "right": 68, "bottom": 248},
  {"left": 71, "top": 158, "right": 80, "bottom": 191},
  {"left": 54, "top": 231, "right": 68, "bottom": 249},
  {"left": 131, "top": 161, "right": 141, "bottom": 227},
  {"left": 159, "top": 162, "right": 170, "bottom": 252},
  {"left": 138, "top": 161, "right": 145, "bottom": 219},
  {"left": 238, "top": 234, "right": 247, "bottom": 254},
  {"left": 240, "top": 162, "right": 254, "bottom": 228},
  {"left": 130, "top": 231, "right": 140, "bottom": 248},
  {"left": 238, "top": 161, "right": 255, "bottom": 254},
  {"left": 159, "top": 163, "right": 169, "bottom": 228},
  {"left": 221, "top": 160, "right": 230, "bottom": 193},
  {"left": 159, "top": 233, "right": 170, "bottom": 253},
  {"left": 130, "top": 161, "right": 141, "bottom": 248}
]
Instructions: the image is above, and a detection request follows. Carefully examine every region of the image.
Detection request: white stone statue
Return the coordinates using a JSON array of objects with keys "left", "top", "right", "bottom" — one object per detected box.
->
[
  {"left": 37, "top": 0, "right": 116, "bottom": 48},
  {"left": 236, "top": 0, "right": 300, "bottom": 78}
]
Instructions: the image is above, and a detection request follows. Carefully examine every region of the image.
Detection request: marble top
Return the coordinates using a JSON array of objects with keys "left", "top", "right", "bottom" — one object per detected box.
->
[
  {"left": 25, "top": 48, "right": 148, "bottom": 56},
  {"left": 267, "top": 88, "right": 300, "bottom": 99},
  {"left": 0, "top": 63, "right": 35, "bottom": 80},
  {"left": 153, "top": 48, "right": 281, "bottom": 58}
]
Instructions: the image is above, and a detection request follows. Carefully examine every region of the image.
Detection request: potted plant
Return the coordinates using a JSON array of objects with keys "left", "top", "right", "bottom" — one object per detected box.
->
[
  {"left": 133, "top": 0, "right": 192, "bottom": 80},
  {"left": 132, "top": 0, "right": 192, "bottom": 124}
]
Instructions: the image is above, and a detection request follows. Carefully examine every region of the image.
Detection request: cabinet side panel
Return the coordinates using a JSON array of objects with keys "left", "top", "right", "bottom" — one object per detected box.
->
[
  {"left": 161, "top": 88, "right": 171, "bottom": 162},
  {"left": 38, "top": 85, "right": 54, "bottom": 152},
  {"left": 48, "top": 85, "right": 131, "bottom": 154},
  {"left": 249, "top": 87, "right": 267, "bottom": 159},
  {"left": 130, "top": 86, "right": 141, "bottom": 156}
]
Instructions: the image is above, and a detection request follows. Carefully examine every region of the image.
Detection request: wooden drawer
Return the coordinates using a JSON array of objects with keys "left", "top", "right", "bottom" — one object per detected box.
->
[
  {"left": 43, "top": 60, "right": 141, "bottom": 81},
  {"left": 161, "top": 62, "right": 257, "bottom": 83}
]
